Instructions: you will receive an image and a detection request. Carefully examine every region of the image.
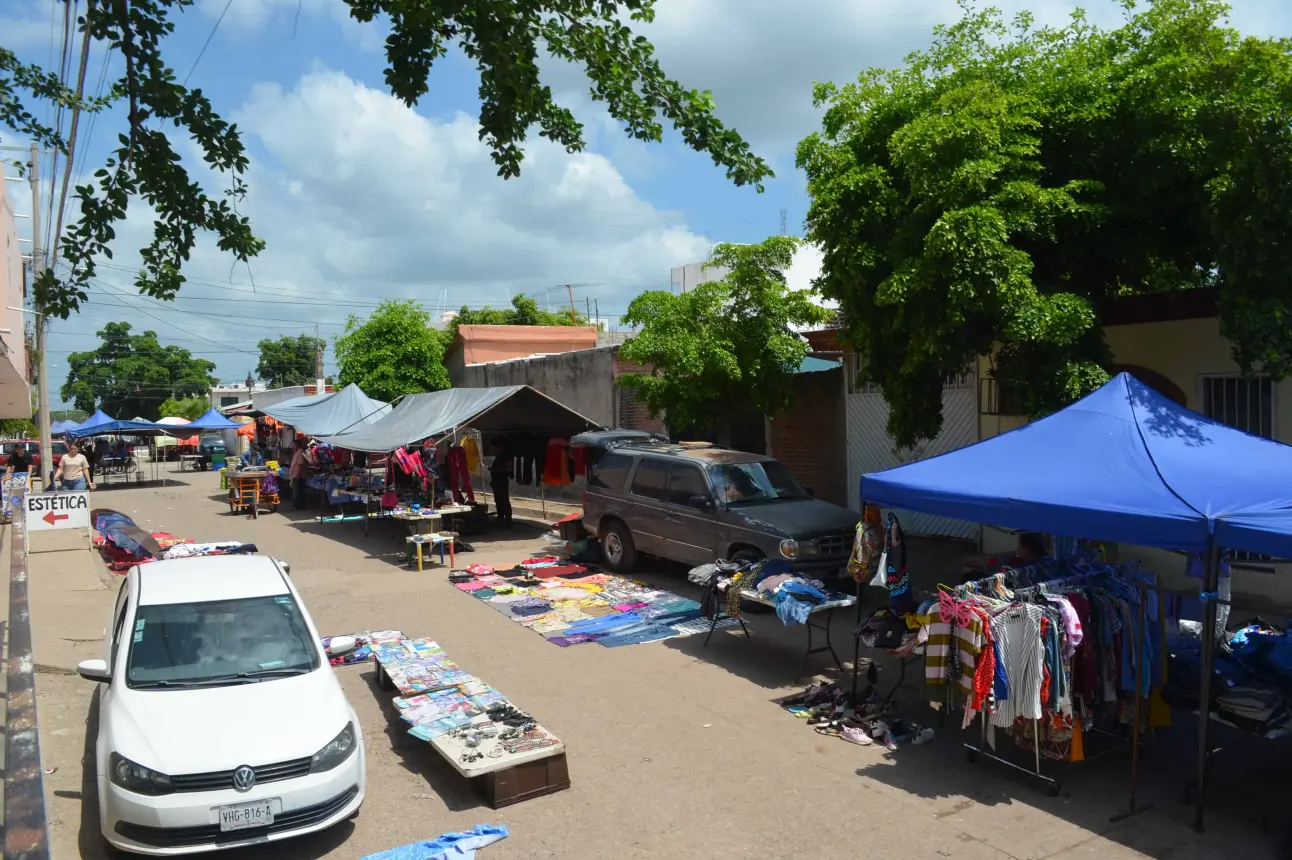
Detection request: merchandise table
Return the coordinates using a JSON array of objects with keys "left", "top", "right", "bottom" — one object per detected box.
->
[
  {"left": 405, "top": 533, "right": 456, "bottom": 571},
  {"left": 704, "top": 589, "right": 857, "bottom": 675},
  {"left": 430, "top": 718, "right": 569, "bottom": 809},
  {"left": 177, "top": 454, "right": 205, "bottom": 471}
]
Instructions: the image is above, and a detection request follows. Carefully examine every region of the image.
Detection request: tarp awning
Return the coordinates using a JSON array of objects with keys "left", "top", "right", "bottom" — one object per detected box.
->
[
  {"left": 317, "top": 386, "right": 597, "bottom": 453},
  {"left": 861, "top": 372, "right": 1292, "bottom": 555},
  {"left": 68, "top": 410, "right": 162, "bottom": 437},
  {"left": 261, "top": 384, "right": 390, "bottom": 437},
  {"left": 178, "top": 408, "right": 241, "bottom": 432},
  {"left": 50, "top": 419, "right": 79, "bottom": 434}
]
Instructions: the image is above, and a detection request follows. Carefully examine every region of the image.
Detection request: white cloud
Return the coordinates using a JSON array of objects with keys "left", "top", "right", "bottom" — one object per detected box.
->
[{"left": 46, "top": 68, "right": 709, "bottom": 393}]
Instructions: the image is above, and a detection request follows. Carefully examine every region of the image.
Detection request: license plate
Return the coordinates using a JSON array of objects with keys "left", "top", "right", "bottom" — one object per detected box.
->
[{"left": 218, "top": 800, "right": 274, "bottom": 832}]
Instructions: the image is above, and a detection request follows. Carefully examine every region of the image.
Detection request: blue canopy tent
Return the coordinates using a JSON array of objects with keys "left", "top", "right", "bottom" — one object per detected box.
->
[
  {"left": 68, "top": 409, "right": 115, "bottom": 436},
  {"left": 860, "top": 371, "right": 1292, "bottom": 827},
  {"left": 50, "top": 419, "right": 79, "bottom": 435},
  {"left": 177, "top": 407, "right": 241, "bottom": 432},
  {"left": 261, "top": 384, "right": 390, "bottom": 438}
]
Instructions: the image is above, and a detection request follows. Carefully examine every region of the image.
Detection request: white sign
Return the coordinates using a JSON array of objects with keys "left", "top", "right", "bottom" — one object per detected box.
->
[
  {"left": 26, "top": 491, "right": 91, "bottom": 531},
  {"left": 2, "top": 473, "right": 29, "bottom": 518}
]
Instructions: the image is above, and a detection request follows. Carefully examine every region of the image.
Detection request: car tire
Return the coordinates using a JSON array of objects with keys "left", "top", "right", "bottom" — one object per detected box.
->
[
  {"left": 601, "top": 521, "right": 638, "bottom": 573},
  {"left": 731, "top": 548, "right": 764, "bottom": 566}
]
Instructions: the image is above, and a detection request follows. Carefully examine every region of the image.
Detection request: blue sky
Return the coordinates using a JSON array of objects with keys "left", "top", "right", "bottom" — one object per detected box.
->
[{"left": 2, "top": 0, "right": 1289, "bottom": 406}]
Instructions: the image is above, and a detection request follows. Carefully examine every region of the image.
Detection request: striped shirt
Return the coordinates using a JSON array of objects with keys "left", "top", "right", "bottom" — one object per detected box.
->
[{"left": 989, "top": 603, "right": 1045, "bottom": 726}]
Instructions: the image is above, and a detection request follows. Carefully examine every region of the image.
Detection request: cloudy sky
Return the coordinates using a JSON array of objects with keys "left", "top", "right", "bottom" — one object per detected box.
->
[{"left": 2, "top": 0, "right": 1288, "bottom": 405}]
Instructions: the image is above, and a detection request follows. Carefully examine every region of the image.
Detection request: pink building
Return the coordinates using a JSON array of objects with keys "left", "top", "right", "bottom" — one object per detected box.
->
[{"left": 0, "top": 164, "right": 31, "bottom": 417}]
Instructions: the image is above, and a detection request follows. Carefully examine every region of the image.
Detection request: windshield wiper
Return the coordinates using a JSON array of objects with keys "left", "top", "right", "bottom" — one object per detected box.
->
[
  {"left": 131, "top": 677, "right": 252, "bottom": 689},
  {"left": 237, "top": 667, "right": 311, "bottom": 678}
]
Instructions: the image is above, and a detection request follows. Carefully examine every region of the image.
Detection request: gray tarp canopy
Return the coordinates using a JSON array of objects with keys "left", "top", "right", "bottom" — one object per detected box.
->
[
  {"left": 260, "top": 384, "right": 390, "bottom": 437},
  {"left": 316, "top": 385, "right": 597, "bottom": 453}
]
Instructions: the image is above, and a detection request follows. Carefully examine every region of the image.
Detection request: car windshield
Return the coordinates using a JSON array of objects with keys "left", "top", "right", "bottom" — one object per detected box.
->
[
  {"left": 126, "top": 594, "right": 320, "bottom": 688},
  {"left": 708, "top": 460, "right": 809, "bottom": 505}
]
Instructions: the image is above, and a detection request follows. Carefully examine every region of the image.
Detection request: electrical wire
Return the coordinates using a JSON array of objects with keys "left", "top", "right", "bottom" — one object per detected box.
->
[
  {"left": 183, "top": 0, "right": 233, "bottom": 87},
  {"left": 51, "top": 10, "right": 95, "bottom": 269}
]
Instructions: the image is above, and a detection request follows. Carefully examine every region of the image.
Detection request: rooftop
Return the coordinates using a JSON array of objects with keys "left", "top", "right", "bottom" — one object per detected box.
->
[
  {"left": 136, "top": 555, "right": 290, "bottom": 606},
  {"left": 444, "top": 324, "right": 599, "bottom": 366}
]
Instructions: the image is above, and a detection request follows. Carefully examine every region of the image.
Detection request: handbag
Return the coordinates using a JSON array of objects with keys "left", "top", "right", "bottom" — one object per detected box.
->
[
  {"left": 869, "top": 550, "right": 888, "bottom": 588},
  {"left": 381, "top": 489, "right": 397, "bottom": 508}
]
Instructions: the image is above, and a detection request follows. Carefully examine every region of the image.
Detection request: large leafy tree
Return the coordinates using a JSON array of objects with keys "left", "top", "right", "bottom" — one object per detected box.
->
[
  {"left": 2, "top": 1, "right": 772, "bottom": 320},
  {"left": 256, "top": 335, "right": 328, "bottom": 389},
  {"left": 618, "top": 236, "right": 832, "bottom": 445},
  {"left": 158, "top": 396, "right": 208, "bottom": 421},
  {"left": 334, "top": 300, "right": 449, "bottom": 402},
  {"left": 450, "top": 294, "right": 587, "bottom": 339},
  {"left": 797, "top": 0, "right": 1292, "bottom": 447},
  {"left": 61, "top": 321, "right": 217, "bottom": 418}
]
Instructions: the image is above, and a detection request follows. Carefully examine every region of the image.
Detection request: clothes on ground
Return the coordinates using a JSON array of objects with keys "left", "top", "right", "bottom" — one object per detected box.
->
[{"left": 359, "top": 825, "right": 510, "bottom": 860}]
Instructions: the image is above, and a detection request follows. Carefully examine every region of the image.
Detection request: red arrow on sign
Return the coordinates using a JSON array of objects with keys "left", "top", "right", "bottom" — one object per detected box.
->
[{"left": 42, "top": 511, "right": 68, "bottom": 526}]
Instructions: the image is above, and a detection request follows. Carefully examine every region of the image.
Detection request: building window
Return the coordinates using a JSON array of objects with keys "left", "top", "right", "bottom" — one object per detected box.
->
[
  {"left": 219, "top": 396, "right": 239, "bottom": 407},
  {"left": 1199, "top": 374, "right": 1274, "bottom": 439}
]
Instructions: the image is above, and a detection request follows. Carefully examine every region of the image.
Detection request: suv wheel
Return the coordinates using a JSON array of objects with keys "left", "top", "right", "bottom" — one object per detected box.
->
[
  {"left": 731, "top": 548, "right": 763, "bottom": 566},
  {"left": 601, "top": 521, "right": 638, "bottom": 573}
]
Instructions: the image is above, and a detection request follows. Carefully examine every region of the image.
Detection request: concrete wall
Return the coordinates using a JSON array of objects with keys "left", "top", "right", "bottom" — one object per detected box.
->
[
  {"left": 457, "top": 347, "right": 618, "bottom": 427},
  {"left": 770, "top": 367, "right": 847, "bottom": 506},
  {"left": 0, "top": 165, "right": 30, "bottom": 418}
]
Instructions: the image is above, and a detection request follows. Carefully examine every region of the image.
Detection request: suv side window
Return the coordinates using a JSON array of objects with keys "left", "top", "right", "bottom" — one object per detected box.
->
[
  {"left": 629, "top": 458, "right": 669, "bottom": 502},
  {"left": 666, "top": 464, "right": 709, "bottom": 507},
  {"left": 589, "top": 452, "right": 633, "bottom": 493}
]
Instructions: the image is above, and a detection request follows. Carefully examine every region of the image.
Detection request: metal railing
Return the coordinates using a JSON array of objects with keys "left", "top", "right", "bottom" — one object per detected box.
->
[{"left": 4, "top": 512, "right": 51, "bottom": 860}]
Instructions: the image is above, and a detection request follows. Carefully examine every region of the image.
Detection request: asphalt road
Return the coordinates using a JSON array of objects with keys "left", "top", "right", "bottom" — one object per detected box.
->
[{"left": 27, "top": 472, "right": 1278, "bottom": 859}]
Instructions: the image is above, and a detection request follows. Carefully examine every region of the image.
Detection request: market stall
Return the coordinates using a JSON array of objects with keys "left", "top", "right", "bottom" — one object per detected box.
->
[
  {"left": 67, "top": 411, "right": 168, "bottom": 484},
  {"left": 315, "top": 386, "right": 598, "bottom": 535},
  {"left": 857, "top": 372, "right": 1292, "bottom": 827}
]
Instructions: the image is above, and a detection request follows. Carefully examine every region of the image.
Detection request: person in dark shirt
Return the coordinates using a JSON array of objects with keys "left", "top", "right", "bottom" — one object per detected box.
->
[
  {"left": 6, "top": 444, "right": 31, "bottom": 476},
  {"left": 488, "top": 438, "right": 513, "bottom": 528}
]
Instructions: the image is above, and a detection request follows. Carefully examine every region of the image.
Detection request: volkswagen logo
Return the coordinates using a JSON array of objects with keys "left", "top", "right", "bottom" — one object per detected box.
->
[{"left": 232, "top": 765, "right": 256, "bottom": 793}]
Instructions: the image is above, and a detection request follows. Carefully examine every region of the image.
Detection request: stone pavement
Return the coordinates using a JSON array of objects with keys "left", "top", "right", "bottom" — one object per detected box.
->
[{"left": 24, "top": 474, "right": 1288, "bottom": 859}]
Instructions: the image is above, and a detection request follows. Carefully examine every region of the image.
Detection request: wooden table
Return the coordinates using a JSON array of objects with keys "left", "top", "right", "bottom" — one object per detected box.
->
[
  {"left": 429, "top": 717, "right": 569, "bottom": 809},
  {"left": 405, "top": 534, "right": 456, "bottom": 570}
]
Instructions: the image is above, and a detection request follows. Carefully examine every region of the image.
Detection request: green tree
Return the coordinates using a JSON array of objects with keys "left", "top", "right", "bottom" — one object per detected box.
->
[
  {"left": 334, "top": 300, "right": 449, "bottom": 402},
  {"left": 0, "top": 419, "right": 38, "bottom": 438},
  {"left": 450, "top": 294, "right": 587, "bottom": 340},
  {"left": 618, "top": 237, "right": 832, "bottom": 445},
  {"left": 2, "top": 2, "right": 772, "bottom": 321},
  {"left": 256, "top": 335, "right": 327, "bottom": 389},
  {"left": 61, "top": 322, "right": 217, "bottom": 419},
  {"left": 797, "top": 0, "right": 1292, "bottom": 446},
  {"left": 158, "top": 397, "right": 209, "bottom": 421}
]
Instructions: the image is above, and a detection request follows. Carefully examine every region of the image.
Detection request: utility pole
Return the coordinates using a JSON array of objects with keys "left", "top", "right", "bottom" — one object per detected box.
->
[
  {"left": 585, "top": 297, "right": 591, "bottom": 326},
  {"left": 30, "top": 144, "right": 51, "bottom": 490},
  {"left": 314, "top": 322, "right": 323, "bottom": 392},
  {"left": 565, "top": 284, "right": 577, "bottom": 324}
]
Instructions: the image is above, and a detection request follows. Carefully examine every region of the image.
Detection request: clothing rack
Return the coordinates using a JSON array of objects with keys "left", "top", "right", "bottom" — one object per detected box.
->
[{"left": 951, "top": 559, "right": 1148, "bottom": 798}]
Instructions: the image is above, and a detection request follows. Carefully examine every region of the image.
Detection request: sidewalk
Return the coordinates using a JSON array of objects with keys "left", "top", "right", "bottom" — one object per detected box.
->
[{"left": 25, "top": 528, "right": 115, "bottom": 673}]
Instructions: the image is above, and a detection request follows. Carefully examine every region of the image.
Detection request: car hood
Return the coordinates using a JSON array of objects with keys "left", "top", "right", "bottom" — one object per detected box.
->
[
  {"left": 109, "top": 669, "right": 351, "bottom": 775},
  {"left": 728, "top": 497, "right": 860, "bottom": 539}
]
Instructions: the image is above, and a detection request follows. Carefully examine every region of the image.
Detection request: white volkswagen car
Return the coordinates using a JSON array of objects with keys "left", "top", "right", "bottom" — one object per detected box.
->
[{"left": 77, "top": 555, "right": 365, "bottom": 855}]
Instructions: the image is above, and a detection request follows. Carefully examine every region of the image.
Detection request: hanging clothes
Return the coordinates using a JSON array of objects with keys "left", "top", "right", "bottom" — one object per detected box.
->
[
  {"left": 462, "top": 436, "right": 481, "bottom": 473},
  {"left": 543, "top": 437, "right": 571, "bottom": 486},
  {"left": 445, "top": 445, "right": 475, "bottom": 503},
  {"left": 848, "top": 505, "right": 883, "bottom": 582}
]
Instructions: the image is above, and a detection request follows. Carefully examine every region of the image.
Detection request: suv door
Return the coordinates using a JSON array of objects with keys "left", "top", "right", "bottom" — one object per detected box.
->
[
  {"left": 624, "top": 457, "right": 670, "bottom": 558},
  {"left": 655, "top": 461, "right": 718, "bottom": 565}
]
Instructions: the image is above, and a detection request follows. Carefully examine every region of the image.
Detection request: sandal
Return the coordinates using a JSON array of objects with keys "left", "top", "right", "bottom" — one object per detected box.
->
[{"left": 814, "top": 723, "right": 843, "bottom": 739}]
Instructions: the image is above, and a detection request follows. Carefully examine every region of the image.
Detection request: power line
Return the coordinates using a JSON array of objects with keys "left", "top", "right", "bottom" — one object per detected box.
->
[
  {"left": 51, "top": 11, "right": 95, "bottom": 269},
  {"left": 184, "top": 0, "right": 233, "bottom": 86}
]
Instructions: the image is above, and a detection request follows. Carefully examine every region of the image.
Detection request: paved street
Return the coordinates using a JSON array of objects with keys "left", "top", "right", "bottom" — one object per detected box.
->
[{"left": 23, "top": 475, "right": 1282, "bottom": 859}]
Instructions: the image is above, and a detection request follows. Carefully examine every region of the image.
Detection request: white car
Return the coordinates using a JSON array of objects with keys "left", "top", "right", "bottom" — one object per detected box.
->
[{"left": 77, "top": 555, "right": 365, "bottom": 856}]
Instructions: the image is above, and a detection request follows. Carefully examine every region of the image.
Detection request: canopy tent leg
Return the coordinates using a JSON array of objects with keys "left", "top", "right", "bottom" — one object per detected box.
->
[{"left": 1192, "top": 542, "right": 1221, "bottom": 832}]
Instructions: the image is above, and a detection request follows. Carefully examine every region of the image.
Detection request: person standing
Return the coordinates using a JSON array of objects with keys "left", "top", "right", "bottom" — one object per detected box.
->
[
  {"left": 54, "top": 443, "right": 95, "bottom": 491},
  {"left": 488, "top": 438, "right": 513, "bottom": 528},
  {"left": 290, "top": 439, "right": 309, "bottom": 509}
]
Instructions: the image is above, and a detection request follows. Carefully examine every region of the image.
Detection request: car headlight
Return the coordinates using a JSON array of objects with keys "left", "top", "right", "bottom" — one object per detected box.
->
[
  {"left": 779, "top": 539, "right": 799, "bottom": 559},
  {"left": 109, "top": 752, "right": 174, "bottom": 796},
  {"left": 309, "top": 722, "right": 357, "bottom": 773}
]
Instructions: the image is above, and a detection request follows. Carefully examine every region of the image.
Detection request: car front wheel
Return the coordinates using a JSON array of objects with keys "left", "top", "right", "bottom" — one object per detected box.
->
[{"left": 601, "top": 521, "right": 638, "bottom": 573}]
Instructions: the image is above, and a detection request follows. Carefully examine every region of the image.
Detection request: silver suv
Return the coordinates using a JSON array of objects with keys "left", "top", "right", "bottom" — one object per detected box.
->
[{"left": 582, "top": 441, "right": 859, "bottom": 579}]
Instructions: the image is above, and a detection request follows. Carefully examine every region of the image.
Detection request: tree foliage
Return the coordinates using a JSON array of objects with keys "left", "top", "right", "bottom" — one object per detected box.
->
[
  {"left": 256, "top": 334, "right": 327, "bottom": 389},
  {"left": 334, "top": 300, "right": 449, "bottom": 402},
  {"left": 797, "top": 0, "right": 1292, "bottom": 446},
  {"left": 450, "top": 294, "right": 587, "bottom": 340},
  {"left": 618, "top": 237, "right": 832, "bottom": 444},
  {"left": 158, "top": 396, "right": 208, "bottom": 422},
  {"left": 61, "top": 322, "right": 217, "bottom": 418},
  {"left": 0, "top": 419, "right": 38, "bottom": 438},
  {"left": 2, "top": 1, "right": 771, "bottom": 320}
]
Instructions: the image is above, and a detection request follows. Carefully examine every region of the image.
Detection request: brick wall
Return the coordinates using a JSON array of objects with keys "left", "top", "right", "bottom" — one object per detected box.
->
[
  {"left": 611, "top": 354, "right": 665, "bottom": 431},
  {"left": 770, "top": 367, "right": 846, "bottom": 506}
]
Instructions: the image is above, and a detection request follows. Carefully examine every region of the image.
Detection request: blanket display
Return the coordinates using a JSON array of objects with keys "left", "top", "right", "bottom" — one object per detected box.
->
[
  {"left": 450, "top": 558, "right": 738, "bottom": 647},
  {"left": 91, "top": 508, "right": 258, "bottom": 571},
  {"left": 358, "top": 825, "right": 509, "bottom": 860},
  {"left": 319, "top": 629, "right": 405, "bottom": 666}
]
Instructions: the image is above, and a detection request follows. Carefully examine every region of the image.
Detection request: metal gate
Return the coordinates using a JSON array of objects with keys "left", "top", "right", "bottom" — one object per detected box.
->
[{"left": 845, "top": 363, "right": 979, "bottom": 540}]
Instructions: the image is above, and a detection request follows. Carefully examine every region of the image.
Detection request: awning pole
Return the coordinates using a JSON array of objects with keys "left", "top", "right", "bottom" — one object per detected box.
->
[{"left": 1192, "top": 540, "right": 1221, "bottom": 831}]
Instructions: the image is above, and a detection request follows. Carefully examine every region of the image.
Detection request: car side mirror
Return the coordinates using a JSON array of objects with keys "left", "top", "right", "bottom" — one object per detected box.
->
[
  {"left": 77, "top": 658, "right": 111, "bottom": 684},
  {"left": 689, "top": 495, "right": 713, "bottom": 511}
]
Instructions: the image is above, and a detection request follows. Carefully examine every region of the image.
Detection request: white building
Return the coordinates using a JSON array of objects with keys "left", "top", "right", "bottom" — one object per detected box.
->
[
  {"left": 209, "top": 381, "right": 266, "bottom": 409},
  {"left": 668, "top": 243, "right": 824, "bottom": 294}
]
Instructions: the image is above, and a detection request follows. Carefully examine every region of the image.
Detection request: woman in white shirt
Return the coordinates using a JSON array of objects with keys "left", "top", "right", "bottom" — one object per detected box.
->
[{"left": 54, "top": 443, "right": 96, "bottom": 491}]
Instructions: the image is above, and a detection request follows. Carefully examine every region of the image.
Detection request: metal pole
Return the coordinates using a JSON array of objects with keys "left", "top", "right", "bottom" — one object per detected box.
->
[
  {"left": 1192, "top": 542, "right": 1221, "bottom": 831},
  {"left": 29, "top": 145, "right": 52, "bottom": 495}
]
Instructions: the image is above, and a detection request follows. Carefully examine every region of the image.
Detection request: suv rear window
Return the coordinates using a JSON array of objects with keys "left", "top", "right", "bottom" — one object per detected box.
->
[
  {"left": 629, "top": 458, "right": 669, "bottom": 501},
  {"left": 589, "top": 452, "right": 633, "bottom": 493}
]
